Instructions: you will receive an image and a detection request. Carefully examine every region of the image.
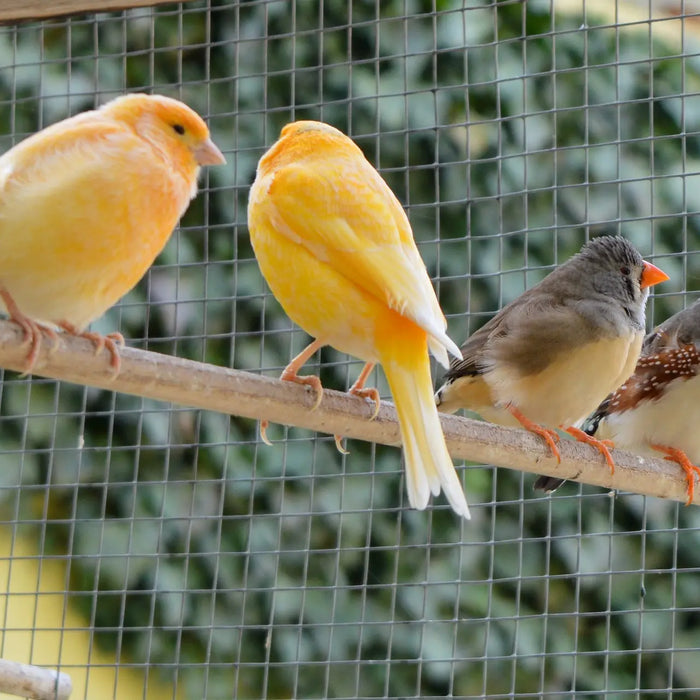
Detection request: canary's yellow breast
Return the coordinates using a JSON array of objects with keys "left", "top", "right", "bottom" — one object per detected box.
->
[{"left": 0, "top": 132, "right": 194, "bottom": 329}]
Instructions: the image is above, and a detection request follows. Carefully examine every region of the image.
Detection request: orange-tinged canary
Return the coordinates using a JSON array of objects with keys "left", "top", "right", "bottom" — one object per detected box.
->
[
  {"left": 248, "top": 121, "right": 470, "bottom": 518},
  {"left": 0, "top": 93, "right": 225, "bottom": 372}
]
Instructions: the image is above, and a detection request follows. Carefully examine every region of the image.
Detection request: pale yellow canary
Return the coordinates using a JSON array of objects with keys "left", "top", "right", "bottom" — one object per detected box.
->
[
  {"left": 0, "top": 93, "right": 225, "bottom": 372},
  {"left": 248, "top": 121, "right": 469, "bottom": 518}
]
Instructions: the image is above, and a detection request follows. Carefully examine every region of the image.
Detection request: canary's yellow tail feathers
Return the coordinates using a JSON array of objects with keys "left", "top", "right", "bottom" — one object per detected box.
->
[
  {"left": 427, "top": 330, "right": 462, "bottom": 369},
  {"left": 383, "top": 354, "right": 470, "bottom": 519}
]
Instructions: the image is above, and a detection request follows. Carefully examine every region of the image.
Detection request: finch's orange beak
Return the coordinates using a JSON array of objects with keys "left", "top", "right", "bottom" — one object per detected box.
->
[
  {"left": 640, "top": 260, "right": 669, "bottom": 289},
  {"left": 194, "top": 138, "right": 226, "bottom": 166}
]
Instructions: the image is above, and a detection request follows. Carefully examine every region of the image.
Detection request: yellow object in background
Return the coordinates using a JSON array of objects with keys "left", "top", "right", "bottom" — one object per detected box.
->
[{"left": 0, "top": 526, "right": 180, "bottom": 700}]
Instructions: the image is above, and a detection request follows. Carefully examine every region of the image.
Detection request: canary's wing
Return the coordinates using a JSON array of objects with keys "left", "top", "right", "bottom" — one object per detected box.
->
[
  {"left": 257, "top": 158, "right": 460, "bottom": 367},
  {"left": 0, "top": 113, "right": 149, "bottom": 201}
]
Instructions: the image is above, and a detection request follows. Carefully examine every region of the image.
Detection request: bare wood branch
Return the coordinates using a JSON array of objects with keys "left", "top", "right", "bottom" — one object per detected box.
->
[
  {"left": 0, "top": 658, "right": 71, "bottom": 700},
  {"left": 0, "top": 319, "right": 693, "bottom": 507},
  {"left": 0, "top": 0, "right": 195, "bottom": 23}
]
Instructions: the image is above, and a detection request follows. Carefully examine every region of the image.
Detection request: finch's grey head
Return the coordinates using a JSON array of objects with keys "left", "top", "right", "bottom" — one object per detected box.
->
[
  {"left": 577, "top": 236, "right": 647, "bottom": 302},
  {"left": 566, "top": 236, "right": 666, "bottom": 322},
  {"left": 539, "top": 235, "right": 667, "bottom": 335}
]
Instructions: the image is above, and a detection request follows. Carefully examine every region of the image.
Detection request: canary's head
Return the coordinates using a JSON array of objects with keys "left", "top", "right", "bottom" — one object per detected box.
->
[
  {"left": 258, "top": 120, "right": 362, "bottom": 175},
  {"left": 100, "top": 93, "right": 225, "bottom": 172},
  {"left": 279, "top": 120, "right": 345, "bottom": 140}
]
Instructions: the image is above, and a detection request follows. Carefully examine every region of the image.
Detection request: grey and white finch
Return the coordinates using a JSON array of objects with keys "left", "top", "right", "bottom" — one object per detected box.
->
[
  {"left": 436, "top": 236, "right": 669, "bottom": 467},
  {"left": 535, "top": 299, "right": 700, "bottom": 502}
]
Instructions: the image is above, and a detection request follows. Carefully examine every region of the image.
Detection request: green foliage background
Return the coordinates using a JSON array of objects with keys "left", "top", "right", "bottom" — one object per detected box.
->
[{"left": 0, "top": 0, "right": 699, "bottom": 698}]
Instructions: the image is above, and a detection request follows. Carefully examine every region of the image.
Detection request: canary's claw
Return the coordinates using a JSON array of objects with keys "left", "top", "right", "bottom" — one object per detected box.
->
[
  {"left": 260, "top": 339, "right": 325, "bottom": 445},
  {"left": 261, "top": 372, "right": 322, "bottom": 445},
  {"left": 19, "top": 323, "right": 59, "bottom": 376},
  {"left": 351, "top": 386, "right": 381, "bottom": 420},
  {"left": 59, "top": 321, "right": 124, "bottom": 377},
  {"left": 20, "top": 323, "right": 59, "bottom": 375},
  {"left": 333, "top": 434, "right": 350, "bottom": 455},
  {"left": 508, "top": 405, "right": 561, "bottom": 463},
  {"left": 280, "top": 368, "right": 324, "bottom": 410},
  {"left": 651, "top": 444, "right": 700, "bottom": 506},
  {"left": 260, "top": 419, "right": 273, "bottom": 446},
  {"left": 333, "top": 386, "right": 380, "bottom": 453},
  {"left": 101, "top": 332, "right": 125, "bottom": 374},
  {"left": 347, "top": 362, "right": 380, "bottom": 419},
  {"left": 0, "top": 286, "right": 59, "bottom": 375},
  {"left": 566, "top": 425, "right": 616, "bottom": 474},
  {"left": 332, "top": 362, "right": 380, "bottom": 455}
]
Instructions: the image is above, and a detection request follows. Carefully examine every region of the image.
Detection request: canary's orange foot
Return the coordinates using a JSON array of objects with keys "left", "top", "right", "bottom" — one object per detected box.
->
[
  {"left": 279, "top": 338, "right": 325, "bottom": 410},
  {"left": 651, "top": 444, "right": 700, "bottom": 506},
  {"left": 260, "top": 370, "right": 324, "bottom": 447},
  {"left": 566, "top": 425, "right": 616, "bottom": 474},
  {"left": 280, "top": 367, "right": 324, "bottom": 409},
  {"left": 349, "top": 361, "right": 380, "bottom": 419},
  {"left": 350, "top": 386, "right": 381, "bottom": 420},
  {"left": 0, "top": 287, "right": 59, "bottom": 374},
  {"left": 508, "top": 405, "right": 561, "bottom": 463},
  {"left": 260, "top": 339, "right": 325, "bottom": 447},
  {"left": 260, "top": 372, "right": 322, "bottom": 445},
  {"left": 59, "top": 321, "right": 125, "bottom": 376}
]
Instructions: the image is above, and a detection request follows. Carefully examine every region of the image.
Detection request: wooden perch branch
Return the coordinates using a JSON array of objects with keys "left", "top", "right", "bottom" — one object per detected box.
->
[
  {"left": 0, "top": 319, "right": 694, "bottom": 507},
  {"left": 0, "top": 0, "right": 196, "bottom": 23},
  {"left": 0, "top": 658, "right": 71, "bottom": 700}
]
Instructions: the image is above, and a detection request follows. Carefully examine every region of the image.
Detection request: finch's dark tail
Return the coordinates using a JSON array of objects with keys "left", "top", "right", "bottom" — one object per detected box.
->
[{"left": 532, "top": 473, "right": 567, "bottom": 493}]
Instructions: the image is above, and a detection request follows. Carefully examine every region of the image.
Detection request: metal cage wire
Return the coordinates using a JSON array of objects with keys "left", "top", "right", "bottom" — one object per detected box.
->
[{"left": 0, "top": 1, "right": 698, "bottom": 698}]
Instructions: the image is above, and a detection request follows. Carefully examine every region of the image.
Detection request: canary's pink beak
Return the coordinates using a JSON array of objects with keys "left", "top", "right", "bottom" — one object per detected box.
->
[
  {"left": 194, "top": 138, "right": 226, "bottom": 166},
  {"left": 640, "top": 260, "right": 669, "bottom": 289}
]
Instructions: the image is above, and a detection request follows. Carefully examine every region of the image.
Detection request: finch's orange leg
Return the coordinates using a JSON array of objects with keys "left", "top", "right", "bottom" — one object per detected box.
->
[
  {"left": 58, "top": 321, "right": 125, "bottom": 376},
  {"left": 508, "top": 405, "right": 561, "bottom": 463},
  {"left": 651, "top": 444, "right": 700, "bottom": 506},
  {"left": 565, "top": 425, "right": 616, "bottom": 474},
  {"left": 0, "top": 287, "right": 58, "bottom": 374},
  {"left": 334, "top": 361, "right": 380, "bottom": 454},
  {"left": 260, "top": 338, "right": 324, "bottom": 445}
]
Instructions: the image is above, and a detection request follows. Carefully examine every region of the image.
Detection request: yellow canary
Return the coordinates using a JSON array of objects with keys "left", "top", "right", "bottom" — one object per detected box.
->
[
  {"left": 248, "top": 121, "right": 469, "bottom": 518},
  {"left": 0, "top": 93, "right": 225, "bottom": 371}
]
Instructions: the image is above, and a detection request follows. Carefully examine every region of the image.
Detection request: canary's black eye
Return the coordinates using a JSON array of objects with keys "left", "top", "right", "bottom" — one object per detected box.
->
[
  {"left": 172, "top": 124, "right": 185, "bottom": 135},
  {"left": 620, "top": 265, "right": 631, "bottom": 276}
]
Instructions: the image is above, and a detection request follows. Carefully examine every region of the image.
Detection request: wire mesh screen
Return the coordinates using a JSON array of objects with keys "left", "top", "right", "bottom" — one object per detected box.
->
[{"left": 0, "top": 0, "right": 698, "bottom": 698}]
